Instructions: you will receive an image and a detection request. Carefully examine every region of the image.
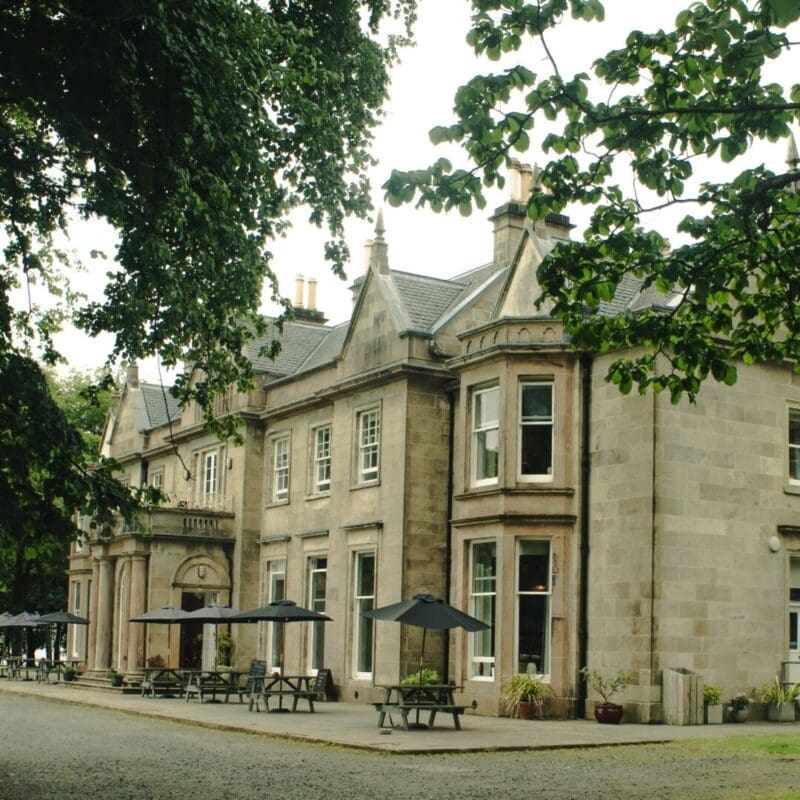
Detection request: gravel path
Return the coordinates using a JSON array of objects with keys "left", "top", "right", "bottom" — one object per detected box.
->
[{"left": 0, "top": 695, "right": 798, "bottom": 800}]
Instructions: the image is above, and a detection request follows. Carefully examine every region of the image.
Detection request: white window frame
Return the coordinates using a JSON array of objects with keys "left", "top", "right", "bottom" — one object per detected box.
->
[
  {"left": 472, "top": 384, "right": 499, "bottom": 486},
  {"left": 313, "top": 425, "right": 332, "bottom": 494},
  {"left": 267, "top": 561, "right": 286, "bottom": 673},
  {"left": 71, "top": 580, "right": 83, "bottom": 658},
  {"left": 272, "top": 435, "right": 290, "bottom": 502},
  {"left": 518, "top": 381, "right": 554, "bottom": 482},
  {"left": 357, "top": 409, "right": 380, "bottom": 484},
  {"left": 469, "top": 540, "right": 496, "bottom": 681},
  {"left": 202, "top": 450, "right": 218, "bottom": 496},
  {"left": 353, "top": 551, "right": 376, "bottom": 678},
  {"left": 307, "top": 556, "right": 328, "bottom": 672},
  {"left": 515, "top": 540, "right": 552, "bottom": 678},
  {"left": 789, "top": 408, "right": 800, "bottom": 484},
  {"left": 151, "top": 468, "right": 164, "bottom": 490}
]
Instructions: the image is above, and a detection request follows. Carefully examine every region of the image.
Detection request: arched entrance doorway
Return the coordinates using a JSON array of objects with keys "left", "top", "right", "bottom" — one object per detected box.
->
[{"left": 172, "top": 554, "right": 230, "bottom": 669}]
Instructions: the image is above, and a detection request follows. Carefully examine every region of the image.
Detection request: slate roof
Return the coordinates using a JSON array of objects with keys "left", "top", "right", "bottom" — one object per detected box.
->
[
  {"left": 139, "top": 383, "right": 181, "bottom": 429},
  {"left": 390, "top": 271, "right": 469, "bottom": 332},
  {"left": 244, "top": 318, "right": 332, "bottom": 377}
]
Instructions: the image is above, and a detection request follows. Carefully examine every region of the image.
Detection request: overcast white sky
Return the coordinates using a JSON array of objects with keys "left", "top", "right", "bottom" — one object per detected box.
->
[{"left": 46, "top": 0, "right": 799, "bottom": 379}]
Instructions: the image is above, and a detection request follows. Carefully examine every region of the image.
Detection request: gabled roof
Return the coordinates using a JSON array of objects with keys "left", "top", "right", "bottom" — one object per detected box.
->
[{"left": 391, "top": 270, "right": 469, "bottom": 332}]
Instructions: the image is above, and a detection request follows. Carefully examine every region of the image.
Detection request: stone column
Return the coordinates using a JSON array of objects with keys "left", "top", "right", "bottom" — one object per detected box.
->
[
  {"left": 127, "top": 555, "right": 148, "bottom": 672},
  {"left": 93, "top": 557, "right": 114, "bottom": 671},
  {"left": 88, "top": 558, "right": 100, "bottom": 668},
  {"left": 117, "top": 559, "right": 131, "bottom": 672}
]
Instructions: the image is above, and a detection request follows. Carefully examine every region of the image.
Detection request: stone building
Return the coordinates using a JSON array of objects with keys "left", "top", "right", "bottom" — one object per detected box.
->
[{"left": 68, "top": 166, "right": 800, "bottom": 720}]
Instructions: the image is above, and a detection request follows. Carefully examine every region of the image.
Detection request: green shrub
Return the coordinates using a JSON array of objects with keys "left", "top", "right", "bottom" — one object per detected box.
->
[
  {"left": 703, "top": 684, "right": 723, "bottom": 705},
  {"left": 759, "top": 676, "right": 800, "bottom": 704}
]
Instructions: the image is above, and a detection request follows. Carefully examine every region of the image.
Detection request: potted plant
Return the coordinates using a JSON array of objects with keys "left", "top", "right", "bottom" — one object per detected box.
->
[
  {"left": 703, "top": 684, "right": 723, "bottom": 724},
  {"left": 501, "top": 674, "right": 553, "bottom": 720},
  {"left": 109, "top": 669, "right": 124, "bottom": 688},
  {"left": 759, "top": 677, "right": 799, "bottom": 722},
  {"left": 727, "top": 692, "right": 751, "bottom": 722},
  {"left": 581, "top": 667, "right": 630, "bottom": 724},
  {"left": 62, "top": 665, "right": 77, "bottom": 682},
  {"left": 216, "top": 631, "right": 234, "bottom": 668}
]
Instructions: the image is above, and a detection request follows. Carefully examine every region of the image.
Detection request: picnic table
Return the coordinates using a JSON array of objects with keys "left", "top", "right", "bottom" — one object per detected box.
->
[
  {"left": 140, "top": 668, "right": 187, "bottom": 698},
  {"left": 250, "top": 673, "right": 321, "bottom": 713},
  {"left": 183, "top": 669, "right": 242, "bottom": 703},
  {"left": 374, "top": 684, "right": 466, "bottom": 730},
  {"left": 35, "top": 659, "right": 81, "bottom": 683},
  {"left": 3, "top": 657, "right": 37, "bottom": 681}
]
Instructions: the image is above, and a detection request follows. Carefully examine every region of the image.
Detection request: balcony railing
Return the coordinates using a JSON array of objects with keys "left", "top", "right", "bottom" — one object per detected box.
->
[{"left": 166, "top": 490, "right": 232, "bottom": 513}]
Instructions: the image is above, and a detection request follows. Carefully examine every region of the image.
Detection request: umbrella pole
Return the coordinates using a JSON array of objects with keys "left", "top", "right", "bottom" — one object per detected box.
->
[{"left": 419, "top": 628, "right": 427, "bottom": 684}]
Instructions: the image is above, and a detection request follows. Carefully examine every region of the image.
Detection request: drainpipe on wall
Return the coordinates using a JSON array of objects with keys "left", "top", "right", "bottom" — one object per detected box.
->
[
  {"left": 577, "top": 354, "right": 593, "bottom": 719},
  {"left": 443, "top": 384, "right": 456, "bottom": 681}
]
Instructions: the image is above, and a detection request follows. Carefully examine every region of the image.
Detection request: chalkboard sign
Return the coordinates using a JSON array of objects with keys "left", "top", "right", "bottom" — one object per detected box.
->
[
  {"left": 313, "top": 668, "right": 336, "bottom": 701},
  {"left": 246, "top": 659, "right": 267, "bottom": 693}
]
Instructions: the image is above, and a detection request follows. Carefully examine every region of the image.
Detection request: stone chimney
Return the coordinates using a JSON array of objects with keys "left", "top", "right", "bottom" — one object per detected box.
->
[
  {"left": 126, "top": 362, "right": 139, "bottom": 389},
  {"left": 292, "top": 273, "right": 328, "bottom": 325},
  {"left": 490, "top": 160, "right": 528, "bottom": 267}
]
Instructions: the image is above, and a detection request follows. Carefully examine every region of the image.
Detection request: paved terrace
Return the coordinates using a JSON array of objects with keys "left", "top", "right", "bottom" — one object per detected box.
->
[{"left": 1, "top": 680, "right": 798, "bottom": 754}]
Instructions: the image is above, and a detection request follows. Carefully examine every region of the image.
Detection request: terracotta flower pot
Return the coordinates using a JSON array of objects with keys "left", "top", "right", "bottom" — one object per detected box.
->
[
  {"left": 594, "top": 703, "right": 623, "bottom": 724},
  {"left": 518, "top": 700, "right": 538, "bottom": 720}
]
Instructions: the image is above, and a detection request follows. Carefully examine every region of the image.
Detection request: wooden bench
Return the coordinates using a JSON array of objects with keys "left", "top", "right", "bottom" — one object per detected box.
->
[
  {"left": 140, "top": 669, "right": 186, "bottom": 698},
  {"left": 184, "top": 671, "right": 240, "bottom": 703},
  {"left": 374, "top": 702, "right": 467, "bottom": 730}
]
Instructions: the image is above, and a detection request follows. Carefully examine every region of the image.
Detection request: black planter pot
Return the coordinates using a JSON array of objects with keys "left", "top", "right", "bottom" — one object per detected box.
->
[{"left": 594, "top": 703, "right": 624, "bottom": 724}]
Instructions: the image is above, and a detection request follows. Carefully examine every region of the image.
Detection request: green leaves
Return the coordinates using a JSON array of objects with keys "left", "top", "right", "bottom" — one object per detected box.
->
[
  {"left": 1, "top": 1, "right": 416, "bottom": 555},
  {"left": 391, "top": 0, "right": 800, "bottom": 401}
]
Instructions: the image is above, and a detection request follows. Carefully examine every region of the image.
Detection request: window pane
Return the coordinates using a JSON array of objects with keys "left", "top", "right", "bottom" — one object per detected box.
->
[
  {"left": 790, "top": 410, "right": 800, "bottom": 444},
  {"left": 475, "top": 429, "right": 499, "bottom": 481},
  {"left": 470, "top": 541, "right": 496, "bottom": 678},
  {"left": 522, "top": 385, "right": 552, "bottom": 420},
  {"left": 354, "top": 553, "right": 375, "bottom": 674},
  {"left": 518, "top": 541, "right": 550, "bottom": 592},
  {"left": 517, "top": 593, "right": 549, "bottom": 674},
  {"left": 520, "top": 425, "right": 552, "bottom": 476},
  {"left": 476, "top": 387, "right": 499, "bottom": 427}
]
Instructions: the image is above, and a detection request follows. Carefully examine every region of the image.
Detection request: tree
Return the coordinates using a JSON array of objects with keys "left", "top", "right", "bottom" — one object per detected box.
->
[
  {"left": 386, "top": 0, "right": 800, "bottom": 401},
  {"left": 1, "top": 1, "right": 415, "bottom": 541},
  {"left": 0, "top": 368, "right": 115, "bottom": 615}
]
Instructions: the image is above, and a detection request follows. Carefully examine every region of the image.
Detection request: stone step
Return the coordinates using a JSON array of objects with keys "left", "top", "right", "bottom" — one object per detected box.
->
[{"left": 62, "top": 676, "right": 142, "bottom": 695}]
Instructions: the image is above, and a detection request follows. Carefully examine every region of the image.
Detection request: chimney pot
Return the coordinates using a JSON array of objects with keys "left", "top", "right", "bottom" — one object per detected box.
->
[
  {"left": 294, "top": 274, "right": 305, "bottom": 308},
  {"left": 307, "top": 277, "right": 318, "bottom": 311}
]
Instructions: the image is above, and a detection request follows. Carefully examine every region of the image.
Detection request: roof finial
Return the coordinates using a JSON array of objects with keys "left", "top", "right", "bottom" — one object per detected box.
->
[
  {"left": 787, "top": 132, "right": 800, "bottom": 171},
  {"left": 375, "top": 207, "right": 386, "bottom": 241}
]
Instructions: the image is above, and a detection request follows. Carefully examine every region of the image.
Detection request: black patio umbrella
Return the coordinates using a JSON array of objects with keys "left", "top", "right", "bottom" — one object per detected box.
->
[
  {"left": 2, "top": 612, "right": 43, "bottom": 664},
  {"left": 38, "top": 611, "right": 89, "bottom": 625},
  {"left": 231, "top": 600, "right": 332, "bottom": 673},
  {"left": 363, "top": 593, "right": 490, "bottom": 682},
  {"left": 38, "top": 611, "right": 89, "bottom": 664},
  {"left": 5, "top": 611, "right": 42, "bottom": 628},
  {"left": 130, "top": 606, "right": 190, "bottom": 668}
]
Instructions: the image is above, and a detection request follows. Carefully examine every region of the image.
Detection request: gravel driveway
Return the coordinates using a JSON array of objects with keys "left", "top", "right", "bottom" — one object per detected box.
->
[{"left": 0, "top": 695, "right": 797, "bottom": 800}]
